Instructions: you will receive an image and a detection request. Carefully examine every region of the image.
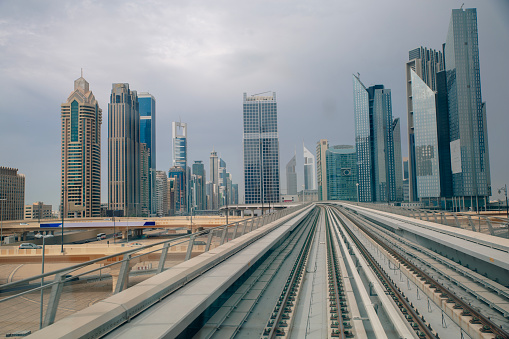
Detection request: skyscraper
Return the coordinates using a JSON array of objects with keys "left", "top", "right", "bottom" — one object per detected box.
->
[
  {"left": 154, "top": 170, "right": 168, "bottom": 217},
  {"left": 393, "top": 118, "right": 403, "bottom": 202},
  {"left": 286, "top": 154, "right": 297, "bottom": 195},
  {"left": 172, "top": 121, "right": 187, "bottom": 170},
  {"left": 172, "top": 121, "right": 187, "bottom": 212},
  {"left": 168, "top": 166, "right": 185, "bottom": 214},
  {"left": 353, "top": 75, "right": 401, "bottom": 202},
  {"left": 0, "top": 167, "right": 25, "bottom": 221},
  {"left": 406, "top": 47, "right": 451, "bottom": 203},
  {"left": 316, "top": 139, "right": 328, "bottom": 201},
  {"left": 61, "top": 75, "right": 102, "bottom": 218},
  {"left": 243, "top": 92, "right": 280, "bottom": 204},
  {"left": 445, "top": 8, "right": 490, "bottom": 210},
  {"left": 326, "top": 145, "right": 358, "bottom": 201},
  {"left": 139, "top": 143, "right": 149, "bottom": 216},
  {"left": 209, "top": 149, "right": 219, "bottom": 209},
  {"left": 192, "top": 160, "right": 206, "bottom": 210},
  {"left": 138, "top": 92, "right": 156, "bottom": 215},
  {"left": 108, "top": 83, "right": 140, "bottom": 216},
  {"left": 303, "top": 144, "right": 316, "bottom": 191}
]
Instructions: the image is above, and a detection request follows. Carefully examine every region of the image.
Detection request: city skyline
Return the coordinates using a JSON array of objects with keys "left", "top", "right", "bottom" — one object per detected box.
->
[{"left": 1, "top": 2, "right": 508, "bottom": 208}]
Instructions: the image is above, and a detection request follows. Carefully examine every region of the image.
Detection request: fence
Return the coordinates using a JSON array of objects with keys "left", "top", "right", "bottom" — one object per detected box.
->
[
  {"left": 0, "top": 203, "right": 310, "bottom": 337},
  {"left": 353, "top": 202, "right": 509, "bottom": 238}
]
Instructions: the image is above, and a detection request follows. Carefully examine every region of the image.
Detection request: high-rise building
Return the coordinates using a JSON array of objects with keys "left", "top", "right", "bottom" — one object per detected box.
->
[
  {"left": 326, "top": 145, "right": 358, "bottom": 201},
  {"left": 209, "top": 149, "right": 219, "bottom": 209},
  {"left": 108, "top": 83, "right": 140, "bottom": 216},
  {"left": 243, "top": 92, "right": 280, "bottom": 204},
  {"left": 0, "top": 167, "right": 25, "bottom": 221},
  {"left": 353, "top": 75, "right": 401, "bottom": 202},
  {"left": 445, "top": 8, "right": 490, "bottom": 210},
  {"left": 138, "top": 92, "right": 156, "bottom": 215},
  {"left": 316, "top": 139, "right": 329, "bottom": 201},
  {"left": 168, "top": 166, "right": 186, "bottom": 214},
  {"left": 61, "top": 75, "right": 102, "bottom": 218},
  {"left": 154, "top": 171, "right": 168, "bottom": 217},
  {"left": 393, "top": 118, "right": 403, "bottom": 202},
  {"left": 172, "top": 121, "right": 187, "bottom": 170},
  {"left": 403, "top": 157, "right": 410, "bottom": 202},
  {"left": 303, "top": 144, "right": 317, "bottom": 191},
  {"left": 231, "top": 183, "right": 239, "bottom": 205},
  {"left": 286, "top": 154, "right": 297, "bottom": 195},
  {"left": 406, "top": 47, "right": 452, "bottom": 203},
  {"left": 172, "top": 121, "right": 188, "bottom": 212},
  {"left": 139, "top": 143, "right": 149, "bottom": 216},
  {"left": 192, "top": 160, "right": 206, "bottom": 210}
]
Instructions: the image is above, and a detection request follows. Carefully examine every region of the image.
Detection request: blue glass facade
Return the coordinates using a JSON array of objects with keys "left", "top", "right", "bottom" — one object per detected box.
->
[
  {"left": 243, "top": 92, "right": 280, "bottom": 204},
  {"left": 326, "top": 145, "right": 357, "bottom": 201},
  {"left": 353, "top": 75, "right": 400, "bottom": 202},
  {"left": 138, "top": 93, "right": 156, "bottom": 215},
  {"left": 353, "top": 76, "right": 372, "bottom": 202},
  {"left": 445, "top": 8, "right": 491, "bottom": 208}
]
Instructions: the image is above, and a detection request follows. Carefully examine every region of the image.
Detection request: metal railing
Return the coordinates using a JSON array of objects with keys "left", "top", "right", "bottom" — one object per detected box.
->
[
  {"left": 0, "top": 203, "right": 310, "bottom": 337},
  {"left": 351, "top": 202, "right": 509, "bottom": 238}
]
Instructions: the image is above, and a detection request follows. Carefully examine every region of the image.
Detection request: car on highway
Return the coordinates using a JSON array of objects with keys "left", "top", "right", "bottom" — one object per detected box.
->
[
  {"left": 19, "top": 243, "right": 42, "bottom": 249},
  {"left": 128, "top": 242, "right": 144, "bottom": 247}
]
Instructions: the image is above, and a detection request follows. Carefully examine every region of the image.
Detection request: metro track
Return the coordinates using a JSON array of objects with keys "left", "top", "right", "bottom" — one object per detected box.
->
[{"left": 330, "top": 204, "right": 509, "bottom": 339}]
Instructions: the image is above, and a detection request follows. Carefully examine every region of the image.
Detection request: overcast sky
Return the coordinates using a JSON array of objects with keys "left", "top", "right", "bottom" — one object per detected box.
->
[{"left": 1, "top": 0, "right": 508, "bottom": 208}]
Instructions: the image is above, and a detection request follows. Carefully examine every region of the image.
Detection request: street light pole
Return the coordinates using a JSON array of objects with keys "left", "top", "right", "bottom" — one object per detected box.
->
[{"left": 499, "top": 184, "right": 508, "bottom": 219}]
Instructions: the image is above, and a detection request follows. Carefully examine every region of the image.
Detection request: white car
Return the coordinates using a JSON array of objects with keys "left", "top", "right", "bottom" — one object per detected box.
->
[{"left": 19, "top": 243, "right": 42, "bottom": 249}]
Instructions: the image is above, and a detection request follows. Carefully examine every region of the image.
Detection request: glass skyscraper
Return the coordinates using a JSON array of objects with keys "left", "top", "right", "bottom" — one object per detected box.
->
[
  {"left": 138, "top": 92, "right": 156, "bottom": 215},
  {"left": 286, "top": 154, "right": 297, "bottom": 195},
  {"left": 303, "top": 144, "right": 316, "bottom": 191},
  {"left": 406, "top": 47, "right": 452, "bottom": 204},
  {"left": 445, "top": 8, "right": 490, "bottom": 210},
  {"left": 326, "top": 145, "right": 358, "bottom": 201},
  {"left": 243, "top": 92, "right": 280, "bottom": 204},
  {"left": 353, "top": 75, "right": 401, "bottom": 202},
  {"left": 172, "top": 121, "right": 187, "bottom": 170}
]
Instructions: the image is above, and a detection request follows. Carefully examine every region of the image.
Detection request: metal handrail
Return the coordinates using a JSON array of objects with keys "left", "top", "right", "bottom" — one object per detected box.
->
[{"left": 0, "top": 203, "right": 310, "bottom": 296}]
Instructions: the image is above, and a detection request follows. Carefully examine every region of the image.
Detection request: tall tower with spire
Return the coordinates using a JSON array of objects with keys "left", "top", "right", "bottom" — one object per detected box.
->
[{"left": 61, "top": 73, "right": 102, "bottom": 217}]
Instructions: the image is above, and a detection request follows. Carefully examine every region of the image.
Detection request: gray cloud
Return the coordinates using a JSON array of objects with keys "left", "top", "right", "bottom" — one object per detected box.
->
[{"left": 1, "top": 0, "right": 508, "bottom": 208}]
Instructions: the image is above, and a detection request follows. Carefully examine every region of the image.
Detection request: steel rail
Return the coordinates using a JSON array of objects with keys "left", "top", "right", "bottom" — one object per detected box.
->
[
  {"left": 264, "top": 207, "right": 319, "bottom": 338},
  {"left": 337, "top": 205, "right": 509, "bottom": 339},
  {"left": 197, "top": 208, "right": 319, "bottom": 339},
  {"left": 324, "top": 208, "right": 347, "bottom": 339},
  {"left": 331, "top": 206, "right": 437, "bottom": 339}
]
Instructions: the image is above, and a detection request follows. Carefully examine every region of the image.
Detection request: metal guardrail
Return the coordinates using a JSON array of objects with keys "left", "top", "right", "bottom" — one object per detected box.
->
[
  {"left": 353, "top": 202, "right": 509, "bottom": 238},
  {"left": 0, "top": 203, "right": 310, "bottom": 337}
]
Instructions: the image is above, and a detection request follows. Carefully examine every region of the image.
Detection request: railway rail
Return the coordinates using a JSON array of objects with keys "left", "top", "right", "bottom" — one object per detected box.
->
[
  {"left": 333, "top": 204, "right": 509, "bottom": 339},
  {"left": 262, "top": 208, "right": 319, "bottom": 338},
  {"left": 327, "top": 206, "right": 436, "bottom": 338}
]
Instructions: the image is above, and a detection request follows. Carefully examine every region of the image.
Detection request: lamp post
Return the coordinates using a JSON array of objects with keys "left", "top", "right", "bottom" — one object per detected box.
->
[
  {"left": 0, "top": 198, "right": 6, "bottom": 246},
  {"left": 225, "top": 183, "right": 229, "bottom": 225},
  {"left": 498, "top": 184, "right": 508, "bottom": 219},
  {"left": 38, "top": 233, "right": 53, "bottom": 329}
]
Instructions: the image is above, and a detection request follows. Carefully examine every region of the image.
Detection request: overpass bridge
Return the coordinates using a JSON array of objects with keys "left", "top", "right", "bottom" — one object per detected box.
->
[{"left": 1, "top": 202, "right": 508, "bottom": 338}]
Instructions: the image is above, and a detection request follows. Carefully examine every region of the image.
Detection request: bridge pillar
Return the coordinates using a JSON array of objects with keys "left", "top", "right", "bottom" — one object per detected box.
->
[{"left": 240, "top": 210, "right": 244, "bottom": 218}]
